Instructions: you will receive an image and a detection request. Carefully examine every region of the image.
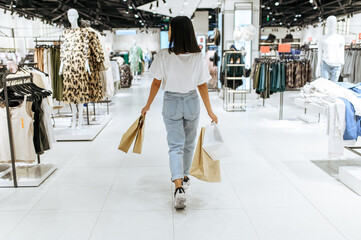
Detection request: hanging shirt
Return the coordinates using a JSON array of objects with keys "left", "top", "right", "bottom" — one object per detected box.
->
[
  {"left": 0, "top": 96, "right": 36, "bottom": 163},
  {"left": 149, "top": 48, "right": 211, "bottom": 93}
]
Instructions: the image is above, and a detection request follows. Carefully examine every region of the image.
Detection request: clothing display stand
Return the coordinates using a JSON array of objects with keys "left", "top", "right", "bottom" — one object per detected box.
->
[
  {"left": 223, "top": 51, "right": 249, "bottom": 112},
  {"left": 0, "top": 72, "right": 56, "bottom": 188}
]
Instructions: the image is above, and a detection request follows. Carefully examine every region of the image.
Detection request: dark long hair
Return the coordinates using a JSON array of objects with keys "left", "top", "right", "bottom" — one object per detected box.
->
[{"left": 168, "top": 16, "right": 201, "bottom": 55}]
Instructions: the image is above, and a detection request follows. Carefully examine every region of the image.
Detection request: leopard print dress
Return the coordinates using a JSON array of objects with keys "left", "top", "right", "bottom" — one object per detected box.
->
[{"left": 60, "top": 27, "right": 105, "bottom": 104}]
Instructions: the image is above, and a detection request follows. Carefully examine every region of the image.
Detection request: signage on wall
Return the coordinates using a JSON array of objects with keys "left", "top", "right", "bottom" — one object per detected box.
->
[
  {"left": 260, "top": 46, "right": 270, "bottom": 53},
  {"left": 278, "top": 44, "right": 291, "bottom": 53},
  {"left": 197, "top": 35, "right": 206, "bottom": 55},
  {"left": 359, "top": 33, "right": 361, "bottom": 40}
]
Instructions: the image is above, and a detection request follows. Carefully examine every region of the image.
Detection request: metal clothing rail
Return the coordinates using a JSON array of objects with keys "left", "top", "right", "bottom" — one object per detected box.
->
[
  {"left": 1, "top": 72, "right": 33, "bottom": 187},
  {"left": 0, "top": 72, "right": 56, "bottom": 187}
]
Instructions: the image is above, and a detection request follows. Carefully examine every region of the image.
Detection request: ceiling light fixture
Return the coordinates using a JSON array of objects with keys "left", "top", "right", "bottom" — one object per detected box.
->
[
  {"left": 163, "top": 0, "right": 167, "bottom": 5},
  {"left": 209, "top": 15, "right": 212, "bottom": 19},
  {"left": 309, "top": 0, "right": 313, "bottom": 3},
  {"left": 156, "top": 1, "right": 159, "bottom": 7},
  {"left": 129, "top": 6, "right": 133, "bottom": 9},
  {"left": 126, "top": 11, "right": 129, "bottom": 14},
  {"left": 149, "top": 4, "right": 153, "bottom": 10},
  {"left": 184, "top": 1, "right": 188, "bottom": 5},
  {"left": 135, "top": 14, "right": 139, "bottom": 18},
  {"left": 313, "top": 6, "right": 317, "bottom": 9},
  {"left": 169, "top": 8, "right": 172, "bottom": 14},
  {"left": 261, "top": 5, "right": 265, "bottom": 8},
  {"left": 275, "top": 2, "right": 279, "bottom": 6}
]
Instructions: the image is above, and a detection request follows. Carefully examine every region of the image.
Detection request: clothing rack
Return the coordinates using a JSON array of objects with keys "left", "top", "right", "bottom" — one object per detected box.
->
[
  {"left": 0, "top": 72, "right": 56, "bottom": 187},
  {"left": 255, "top": 56, "right": 306, "bottom": 120}
]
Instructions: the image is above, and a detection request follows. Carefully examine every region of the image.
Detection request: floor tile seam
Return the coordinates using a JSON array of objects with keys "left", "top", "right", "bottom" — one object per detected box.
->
[
  {"left": 26, "top": 210, "right": 101, "bottom": 214},
  {"left": 222, "top": 165, "right": 262, "bottom": 240},
  {"left": 249, "top": 143, "right": 349, "bottom": 240},
  {"left": 4, "top": 208, "right": 32, "bottom": 240},
  {"left": 87, "top": 167, "right": 122, "bottom": 240}
]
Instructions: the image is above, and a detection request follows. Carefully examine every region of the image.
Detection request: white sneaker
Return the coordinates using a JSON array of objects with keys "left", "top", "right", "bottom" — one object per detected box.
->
[
  {"left": 182, "top": 176, "right": 190, "bottom": 189},
  {"left": 174, "top": 187, "right": 187, "bottom": 209}
]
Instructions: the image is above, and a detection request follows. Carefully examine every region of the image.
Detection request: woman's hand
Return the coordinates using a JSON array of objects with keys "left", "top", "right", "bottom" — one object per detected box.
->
[
  {"left": 208, "top": 111, "right": 218, "bottom": 124},
  {"left": 141, "top": 105, "right": 150, "bottom": 116}
]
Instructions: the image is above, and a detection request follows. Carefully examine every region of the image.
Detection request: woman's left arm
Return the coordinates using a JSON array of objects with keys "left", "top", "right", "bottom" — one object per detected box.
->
[{"left": 141, "top": 78, "right": 162, "bottom": 116}]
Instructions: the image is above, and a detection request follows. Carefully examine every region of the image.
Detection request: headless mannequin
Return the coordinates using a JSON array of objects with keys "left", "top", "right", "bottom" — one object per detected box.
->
[
  {"left": 58, "top": 9, "right": 91, "bottom": 130},
  {"left": 130, "top": 39, "right": 140, "bottom": 81},
  {"left": 316, "top": 16, "right": 345, "bottom": 82},
  {"left": 144, "top": 48, "right": 150, "bottom": 71}
]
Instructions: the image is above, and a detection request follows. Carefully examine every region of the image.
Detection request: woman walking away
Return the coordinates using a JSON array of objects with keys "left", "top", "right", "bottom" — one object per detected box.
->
[{"left": 141, "top": 16, "right": 218, "bottom": 209}]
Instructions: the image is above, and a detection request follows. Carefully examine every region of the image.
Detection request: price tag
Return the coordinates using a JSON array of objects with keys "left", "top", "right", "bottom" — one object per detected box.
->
[{"left": 278, "top": 44, "right": 291, "bottom": 53}]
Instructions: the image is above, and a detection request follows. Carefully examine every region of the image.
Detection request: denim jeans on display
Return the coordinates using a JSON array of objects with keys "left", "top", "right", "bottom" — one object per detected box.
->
[
  {"left": 162, "top": 90, "right": 200, "bottom": 181},
  {"left": 321, "top": 60, "right": 341, "bottom": 82}
]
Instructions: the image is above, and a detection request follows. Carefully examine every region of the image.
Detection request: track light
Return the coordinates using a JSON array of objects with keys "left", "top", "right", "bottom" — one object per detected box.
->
[
  {"left": 163, "top": 0, "right": 167, "bottom": 5},
  {"left": 149, "top": 4, "right": 153, "bottom": 10},
  {"left": 156, "top": 1, "right": 159, "bottom": 7},
  {"left": 169, "top": 8, "right": 172, "bottom": 14}
]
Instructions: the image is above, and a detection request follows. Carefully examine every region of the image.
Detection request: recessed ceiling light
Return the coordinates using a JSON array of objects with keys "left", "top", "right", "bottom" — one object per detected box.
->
[
  {"left": 272, "top": 18, "right": 275, "bottom": 21},
  {"left": 209, "top": 15, "right": 212, "bottom": 19},
  {"left": 313, "top": 6, "right": 317, "bottom": 9},
  {"left": 279, "top": 22, "right": 282, "bottom": 25},
  {"left": 129, "top": 6, "right": 133, "bottom": 9},
  {"left": 275, "top": 2, "right": 279, "bottom": 6},
  {"left": 135, "top": 14, "right": 139, "bottom": 18},
  {"left": 309, "top": 0, "right": 313, "bottom": 3},
  {"left": 126, "top": 11, "right": 129, "bottom": 14},
  {"left": 267, "top": 7, "right": 270, "bottom": 10},
  {"left": 184, "top": 0, "right": 188, "bottom": 5},
  {"left": 261, "top": 5, "right": 265, "bottom": 8}
]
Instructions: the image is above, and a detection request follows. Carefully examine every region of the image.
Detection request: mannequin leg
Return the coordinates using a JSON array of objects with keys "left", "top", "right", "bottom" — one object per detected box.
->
[
  {"left": 77, "top": 103, "right": 84, "bottom": 129},
  {"left": 71, "top": 103, "right": 77, "bottom": 130}
]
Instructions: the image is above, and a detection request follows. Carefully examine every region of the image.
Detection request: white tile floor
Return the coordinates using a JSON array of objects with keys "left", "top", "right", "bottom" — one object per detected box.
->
[{"left": 1, "top": 72, "right": 361, "bottom": 240}]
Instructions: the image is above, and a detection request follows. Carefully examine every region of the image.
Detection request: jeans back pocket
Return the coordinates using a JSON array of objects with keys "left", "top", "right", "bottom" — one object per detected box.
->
[{"left": 163, "top": 99, "right": 178, "bottom": 118}]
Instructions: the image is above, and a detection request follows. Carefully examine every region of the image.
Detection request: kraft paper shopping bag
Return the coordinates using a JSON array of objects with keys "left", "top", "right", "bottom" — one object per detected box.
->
[
  {"left": 133, "top": 116, "right": 145, "bottom": 154},
  {"left": 118, "top": 115, "right": 145, "bottom": 154},
  {"left": 190, "top": 127, "right": 221, "bottom": 182}
]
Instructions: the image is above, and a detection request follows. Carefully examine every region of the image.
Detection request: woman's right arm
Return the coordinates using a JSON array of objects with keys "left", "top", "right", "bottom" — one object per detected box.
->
[
  {"left": 141, "top": 78, "right": 161, "bottom": 116},
  {"left": 197, "top": 83, "right": 218, "bottom": 123}
]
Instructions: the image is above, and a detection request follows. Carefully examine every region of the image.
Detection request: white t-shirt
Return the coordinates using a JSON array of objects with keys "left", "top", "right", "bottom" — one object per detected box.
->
[
  {"left": 149, "top": 49, "right": 211, "bottom": 93},
  {"left": 319, "top": 34, "right": 345, "bottom": 66}
]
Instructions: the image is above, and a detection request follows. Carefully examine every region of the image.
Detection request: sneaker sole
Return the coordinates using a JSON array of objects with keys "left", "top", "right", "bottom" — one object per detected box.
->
[{"left": 174, "top": 194, "right": 187, "bottom": 209}]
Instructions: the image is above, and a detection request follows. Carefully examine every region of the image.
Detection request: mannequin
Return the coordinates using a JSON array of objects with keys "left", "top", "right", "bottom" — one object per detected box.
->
[
  {"left": 130, "top": 39, "right": 141, "bottom": 81},
  {"left": 59, "top": 9, "right": 91, "bottom": 130},
  {"left": 316, "top": 16, "right": 345, "bottom": 82}
]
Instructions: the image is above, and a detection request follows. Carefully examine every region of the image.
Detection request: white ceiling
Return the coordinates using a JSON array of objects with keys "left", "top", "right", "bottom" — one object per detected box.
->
[{"left": 137, "top": 0, "right": 220, "bottom": 18}]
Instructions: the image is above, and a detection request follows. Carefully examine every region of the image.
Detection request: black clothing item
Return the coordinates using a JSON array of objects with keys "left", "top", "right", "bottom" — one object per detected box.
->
[
  {"left": 32, "top": 100, "right": 50, "bottom": 155},
  {"left": 221, "top": 52, "right": 245, "bottom": 89}
]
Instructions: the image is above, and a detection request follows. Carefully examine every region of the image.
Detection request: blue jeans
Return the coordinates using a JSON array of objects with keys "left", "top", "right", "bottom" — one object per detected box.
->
[
  {"left": 162, "top": 90, "right": 200, "bottom": 181},
  {"left": 321, "top": 61, "right": 341, "bottom": 82}
]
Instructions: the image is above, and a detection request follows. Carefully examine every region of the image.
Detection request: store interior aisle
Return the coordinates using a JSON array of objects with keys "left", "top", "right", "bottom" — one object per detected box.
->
[{"left": 1, "top": 73, "right": 361, "bottom": 240}]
